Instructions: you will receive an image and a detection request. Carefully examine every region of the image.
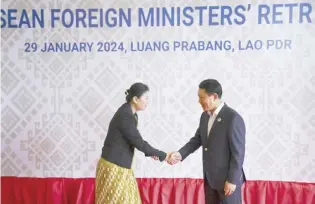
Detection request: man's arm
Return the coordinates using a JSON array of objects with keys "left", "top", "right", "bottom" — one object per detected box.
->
[
  {"left": 227, "top": 114, "right": 246, "bottom": 184},
  {"left": 177, "top": 113, "right": 204, "bottom": 161},
  {"left": 178, "top": 127, "right": 202, "bottom": 161}
]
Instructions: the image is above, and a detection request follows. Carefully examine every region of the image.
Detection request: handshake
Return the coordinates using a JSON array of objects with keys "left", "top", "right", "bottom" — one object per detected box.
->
[{"left": 152, "top": 152, "right": 182, "bottom": 165}]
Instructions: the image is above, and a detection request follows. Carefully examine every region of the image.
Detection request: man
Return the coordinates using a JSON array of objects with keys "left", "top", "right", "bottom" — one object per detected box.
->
[{"left": 168, "top": 79, "right": 246, "bottom": 204}]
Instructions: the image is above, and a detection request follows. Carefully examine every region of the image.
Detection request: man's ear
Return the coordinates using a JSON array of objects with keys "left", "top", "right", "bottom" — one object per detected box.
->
[{"left": 212, "top": 93, "right": 219, "bottom": 100}]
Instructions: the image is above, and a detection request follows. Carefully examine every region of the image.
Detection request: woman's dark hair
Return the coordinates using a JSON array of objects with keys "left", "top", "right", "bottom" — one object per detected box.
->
[{"left": 125, "top": 82, "right": 149, "bottom": 102}]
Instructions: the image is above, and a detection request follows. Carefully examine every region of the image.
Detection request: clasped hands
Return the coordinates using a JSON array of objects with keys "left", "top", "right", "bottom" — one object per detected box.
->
[{"left": 151, "top": 152, "right": 182, "bottom": 165}]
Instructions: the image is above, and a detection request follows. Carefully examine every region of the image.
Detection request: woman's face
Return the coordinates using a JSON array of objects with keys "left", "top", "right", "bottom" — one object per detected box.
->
[{"left": 134, "top": 91, "right": 149, "bottom": 111}]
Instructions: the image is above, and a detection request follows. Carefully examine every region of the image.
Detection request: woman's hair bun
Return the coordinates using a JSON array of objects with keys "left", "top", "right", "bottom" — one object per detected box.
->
[{"left": 125, "top": 89, "right": 129, "bottom": 95}]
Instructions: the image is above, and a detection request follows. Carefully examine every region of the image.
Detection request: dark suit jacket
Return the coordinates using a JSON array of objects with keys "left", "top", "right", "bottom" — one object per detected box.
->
[
  {"left": 178, "top": 104, "right": 246, "bottom": 190},
  {"left": 101, "top": 103, "right": 167, "bottom": 169}
]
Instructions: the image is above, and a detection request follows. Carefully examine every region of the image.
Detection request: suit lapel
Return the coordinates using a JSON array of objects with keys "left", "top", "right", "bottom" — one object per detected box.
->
[
  {"left": 134, "top": 113, "right": 138, "bottom": 127},
  {"left": 123, "top": 103, "right": 138, "bottom": 127},
  {"left": 205, "top": 104, "right": 227, "bottom": 145},
  {"left": 201, "top": 113, "right": 210, "bottom": 144}
]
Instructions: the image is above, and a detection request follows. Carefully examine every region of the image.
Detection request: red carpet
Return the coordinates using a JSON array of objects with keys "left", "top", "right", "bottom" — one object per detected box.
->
[{"left": 1, "top": 177, "right": 314, "bottom": 204}]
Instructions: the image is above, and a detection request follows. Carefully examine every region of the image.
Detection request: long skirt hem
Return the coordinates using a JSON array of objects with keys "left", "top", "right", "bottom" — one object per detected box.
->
[{"left": 95, "top": 158, "right": 142, "bottom": 204}]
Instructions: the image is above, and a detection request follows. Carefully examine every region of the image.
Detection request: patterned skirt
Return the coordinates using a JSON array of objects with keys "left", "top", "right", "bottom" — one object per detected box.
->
[{"left": 95, "top": 158, "right": 142, "bottom": 204}]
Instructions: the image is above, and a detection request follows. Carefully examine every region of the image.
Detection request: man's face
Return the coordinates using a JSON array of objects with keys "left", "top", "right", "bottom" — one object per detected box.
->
[{"left": 198, "top": 88, "right": 217, "bottom": 112}]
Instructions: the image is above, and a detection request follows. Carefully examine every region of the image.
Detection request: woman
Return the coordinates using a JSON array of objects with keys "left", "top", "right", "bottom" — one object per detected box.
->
[{"left": 95, "top": 82, "right": 168, "bottom": 204}]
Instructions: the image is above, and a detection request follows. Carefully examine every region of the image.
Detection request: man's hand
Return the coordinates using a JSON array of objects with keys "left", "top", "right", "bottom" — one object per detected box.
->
[
  {"left": 166, "top": 152, "right": 182, "bottom": 165},
  {"left": 224, "top": 181, "right": 236, "bottom": 196}
]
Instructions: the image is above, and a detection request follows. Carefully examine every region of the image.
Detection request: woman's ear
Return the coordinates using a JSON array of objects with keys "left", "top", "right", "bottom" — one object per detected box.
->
[{"left": 132, "top": 96, "right": 138, "bottom": 104}]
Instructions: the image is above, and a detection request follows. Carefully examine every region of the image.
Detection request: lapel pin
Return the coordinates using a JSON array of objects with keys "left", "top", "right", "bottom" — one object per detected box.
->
[{"left": 217, "top": 117, "right": 222, "bottom": 122}]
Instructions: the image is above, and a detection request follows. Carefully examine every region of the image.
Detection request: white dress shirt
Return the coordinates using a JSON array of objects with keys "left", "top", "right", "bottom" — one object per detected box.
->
[{"left": 207, "top": 102, "right": 225, "bottom": 137}]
